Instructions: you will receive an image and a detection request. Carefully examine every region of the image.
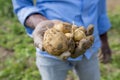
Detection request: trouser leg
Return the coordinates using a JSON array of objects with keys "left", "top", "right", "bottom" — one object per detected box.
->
[
  {"left": 74, "top": 53, "right": 100, "bottom": 80},
  {"left": 36, "top": 55, "right": 72, "bottom": 80}
]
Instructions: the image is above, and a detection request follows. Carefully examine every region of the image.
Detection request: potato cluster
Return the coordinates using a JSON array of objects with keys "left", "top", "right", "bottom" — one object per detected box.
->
[{"left": 43, "top": 22, "right": 94, "bottom": 60}]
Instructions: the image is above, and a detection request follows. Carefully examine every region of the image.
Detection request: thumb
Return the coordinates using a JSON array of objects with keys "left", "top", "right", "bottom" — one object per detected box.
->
[{"left": 32, "top": 31, "right": 43, "bottom": 50}]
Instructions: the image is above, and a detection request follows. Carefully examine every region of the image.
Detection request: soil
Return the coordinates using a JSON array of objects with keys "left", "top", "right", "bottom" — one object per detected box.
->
[
  {"left": 0, "top": 46, "right": 14, "bottom": 62},
  {"left": 0, "top": 46, "right": 14, "bottom": 70}
]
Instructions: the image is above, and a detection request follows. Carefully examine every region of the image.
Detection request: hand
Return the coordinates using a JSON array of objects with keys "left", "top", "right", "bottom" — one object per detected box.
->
[
  {"left": 71, "top": 35, "right": 94, "bottom": 58},
  {"left": 99, "top": 32, "right": 112, "bottom": 64},
  {"left": 99, "top": 43, "right": 112, "bottom": 64},
  {"left": 32, "top": 20, "right": 62, "bottom": 50}
]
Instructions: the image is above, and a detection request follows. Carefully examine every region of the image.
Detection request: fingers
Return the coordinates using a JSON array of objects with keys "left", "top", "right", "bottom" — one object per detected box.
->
[
  {"left": 99, "top": 49, "right": 112, "bottom": 64},
  {"left": 98, "top": 51, "right": 104, "bottom": 63},
  {"left": 59, "top": 51, "right": 71, "bottom": 60},
  {"left": 98, "top": 51, "right": 103, "bottom": 60},
  {"left": 34, "top": 42, "right": 42, "bottom": 50},
  {"left": 86, "top": 24, "right": 94, "bottom": 36},
  {"left": 33, "top": 20, "right": 56, "bottom": 50},
  {"left": 33, "top": 39, "right": 43, "bottom": 51},
  {"left": 100, "top": 54, "right": 112, "bottom": 64},
  {"left": 33, "top": 30, "right": 43, "bottom": 50}
]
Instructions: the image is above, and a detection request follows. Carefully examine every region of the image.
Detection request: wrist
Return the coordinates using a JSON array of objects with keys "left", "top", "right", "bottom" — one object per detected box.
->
[
  {"left": 25, "top": 14, "right": 47, "bottom": 29},
  {"left": 100, "top": 32, "right": 108, "bottom": 42}
]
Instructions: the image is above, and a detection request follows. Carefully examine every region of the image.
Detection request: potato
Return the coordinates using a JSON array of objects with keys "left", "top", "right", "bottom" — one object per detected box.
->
[
  {"left": 73, "top": 28, "right": 86, "bottom": 41},
  {"left": 43, "top": 28, "right": 69, "bottom": 56},
  {"left": 65, "top": 33, "right": 73, "bottom": 39},
  {"left": 53, "top": 22, "right": 72, "bottom": 33},
  {"left": 72, "top": 25, "right": 78, "bottom": 32},
  {"left": 43, "top": 22, "right": 95, "bottom": 60},
  {"left": 78, "top": 26, "right": 86, "bottom": 33}
]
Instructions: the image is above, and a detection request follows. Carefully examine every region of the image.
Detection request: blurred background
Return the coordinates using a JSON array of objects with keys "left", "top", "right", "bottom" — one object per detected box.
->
[{"left": 0, "top": 0, "right": 120, "bottom": 80}]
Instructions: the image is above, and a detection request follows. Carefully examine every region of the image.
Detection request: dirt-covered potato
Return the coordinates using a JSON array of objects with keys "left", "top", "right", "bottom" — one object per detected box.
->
[
  {"left": 72, "top": 25, "right": 78, "bottom": 32},
  {"left": 73, "top": 28, "right": 86, "bottom": 41},
  {"left": 78, "top": 26, "right": 86, "bottom": 33},
  {"left": 65, "top": 33, "right": 73, "bottom": 39},
  {"left": 43, "top": 28, "right": 69, "bottom": 56},
  {"left": 71, "top": 25, "right": 94, "bottom": 58},
  {"left": 53, "top": 22, "right": 72, "bottom": 33},
  {"left": 43, "top": 22, "right": 95, "bottom": 60}
]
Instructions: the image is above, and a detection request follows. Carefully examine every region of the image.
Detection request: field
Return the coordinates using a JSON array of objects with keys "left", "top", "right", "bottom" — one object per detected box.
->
[{"left": 0, "top": 0, "right": 120, "bottom": 80}]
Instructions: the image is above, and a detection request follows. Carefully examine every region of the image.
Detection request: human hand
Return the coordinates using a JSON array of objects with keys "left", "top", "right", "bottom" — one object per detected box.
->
[
  {"left": 99, "top": 32, "right": 112, "bottom": 64},
  {"left": 99, "top": 43, "right": 112, "bottom": 64},
  {"left": 71, "top": 25, "right": 94, "bottom": 58},
  {"left": 32, "top": 20, "right": 62, "bottom": 50},
  {"left": 71, "top": 35, "right": 94, "bottom": 58}
]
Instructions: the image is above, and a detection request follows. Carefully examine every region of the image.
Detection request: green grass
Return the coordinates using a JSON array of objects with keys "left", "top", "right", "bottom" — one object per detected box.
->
[
  {"left": 0, "top": 17, "right": 40, "bottom": 80},
  {"left": 99, "top": 11, "right": 120, "bottom": 80}
]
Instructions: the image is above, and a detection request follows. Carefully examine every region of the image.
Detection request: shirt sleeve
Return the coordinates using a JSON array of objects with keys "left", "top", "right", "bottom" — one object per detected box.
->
[
  {"left": 12, "top": 0, "right": 41, "bottom": 26},
  {"left": 97, "top": 0, "right": 111, "bottom": 35}
]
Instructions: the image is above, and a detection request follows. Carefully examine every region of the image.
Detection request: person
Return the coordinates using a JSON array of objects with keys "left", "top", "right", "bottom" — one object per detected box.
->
[{"left": 12, "top": 0, "right": 112, "bottom": 80}]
